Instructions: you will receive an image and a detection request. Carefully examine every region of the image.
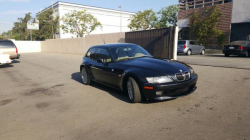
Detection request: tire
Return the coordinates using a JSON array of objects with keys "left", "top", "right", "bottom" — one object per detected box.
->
[
  {"left": 200, "top": 49, "right": 205, "bottom": 55},
  {"left": 186, "top": 50, "right": 192, "bottom": 56},
  {"left": 81, "top": 67, "right": 91, "bottom": 85},
  {"left": 225, "top": 54, "right": 229, "bottom": 57},
  {"left": 127, "top": 77, "right": 142, "bottom": 103},
  {"left": 246, "top": 51, "right": 249, "bottom": 57}
]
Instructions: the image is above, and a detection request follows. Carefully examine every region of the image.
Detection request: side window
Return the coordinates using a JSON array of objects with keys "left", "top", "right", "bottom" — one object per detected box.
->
[
  {"left": 86, "top": 48, "right": 96, "bottom": 60},
  {"left": 189, "top": 41, "right": 195, "bottom": 45},
  {"left": 194, "top": 41, "right": 199, "bottom": 45},
  {"left": 0, "top": 41, "right": 15, "bottom": 48},
  {"left": 95, "top": 48, "right": 112, "bottom": 63}
]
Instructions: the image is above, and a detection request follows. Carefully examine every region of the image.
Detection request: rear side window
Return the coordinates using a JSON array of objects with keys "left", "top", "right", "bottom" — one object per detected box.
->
[
  {"left": 0, "top": 41, "right": 15, "bottom": 48},
  {"left": 189, "top": 41, "right": 195, "bottom": 45},
  {"left": 178, "top": 41, "right": 186, "bottom": 45},
  {"left": 86, "top": 48, "right": 96, "bottom": 60},
  {"left": 189, "top": 41, "right": 199, "bottom": 45}
]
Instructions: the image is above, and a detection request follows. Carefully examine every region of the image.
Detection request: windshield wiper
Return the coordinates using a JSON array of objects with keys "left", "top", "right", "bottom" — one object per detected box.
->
[{"left": 116, "top": 58, "right": 131, "bottom": 62}]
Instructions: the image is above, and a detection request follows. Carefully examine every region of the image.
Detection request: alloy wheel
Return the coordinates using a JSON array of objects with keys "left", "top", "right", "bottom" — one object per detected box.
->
[
  {"left": 81, "top": 68, "right": 88, "bottom": 84},
  {"left": 127, "top": 79, "right": 134, "bottom": 100}
]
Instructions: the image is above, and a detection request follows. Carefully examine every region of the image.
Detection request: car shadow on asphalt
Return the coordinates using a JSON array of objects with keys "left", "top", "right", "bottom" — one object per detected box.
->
[
  {"left": 71, "top": 72, "right": 177, "bottom": 104},
  {"left": 71, "top": 72, "right": 131, "bottom": 103},
  {"left": 0, "top": 64, "right": 14, "bottom": 68}
]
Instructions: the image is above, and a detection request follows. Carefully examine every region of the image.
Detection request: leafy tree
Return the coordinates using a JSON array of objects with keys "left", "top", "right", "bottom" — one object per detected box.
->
[
  {"left": 0, "top": 31, "right": 12, "bottom": 39},
  {"left": 156, "top": 5, "right": 178, "bottom": 28},
  {"left": 128, "top": 9, "right": 158, "bottom": 31},
  {"left": 12, "top": 13, "right": 32, "bottom": 40},
  {"left": 33, "top": 9, "right": 59, "bottom": 40},
  {"left": 189, "top": 6, "right": 222, "bottom": 47},
  {"left": 61, "top": 10, "right": 102, "bottom": 38},
  {"left": 216, "top": 30, "right": 227, "bottom": 48}
]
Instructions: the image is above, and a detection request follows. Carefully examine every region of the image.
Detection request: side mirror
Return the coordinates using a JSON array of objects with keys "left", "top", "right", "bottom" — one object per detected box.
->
[{"left": 97, "top": 59, "right": 103, "bottom": 63}]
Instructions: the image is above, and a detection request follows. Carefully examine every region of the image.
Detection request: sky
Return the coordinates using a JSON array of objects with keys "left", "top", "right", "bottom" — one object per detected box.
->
[{"left": 0, "top": 0, "right": 178, "bottom": 34}]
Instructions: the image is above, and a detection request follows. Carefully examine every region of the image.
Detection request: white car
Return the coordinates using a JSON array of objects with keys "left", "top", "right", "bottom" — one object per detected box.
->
[{"left": 0, "top": 52, "right": 12, "bottom": 65}]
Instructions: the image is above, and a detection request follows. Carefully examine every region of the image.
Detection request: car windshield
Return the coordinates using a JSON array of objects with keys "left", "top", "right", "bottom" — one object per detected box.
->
[
  {"left": 178, "top": 41, "right": 186, "bottom": 45},
  {"left": 109, "top": 45, "right": 151, "bottom": 61},
  {"left": 230, "top": 41, "right": 247, "bottom": 45}
]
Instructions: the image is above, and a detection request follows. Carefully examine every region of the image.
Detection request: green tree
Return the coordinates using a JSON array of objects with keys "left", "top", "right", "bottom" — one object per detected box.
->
[
  {"left": 128, "top": 9, "right": 157, "bottom": 31},
  {"left": 33, "top": 9, "right": 59, "bottom": 40},
  {"left": 61, "top": 10, "right": 102, "bottom": 38},
  {"left": 0, "top": 31, "right": 12, "bottom": 39},
  {"left": 12, "top": 13, "right": 32, "bottom": 40},
  {"left": 189, "top": 6, "right": 222, "bottom": 47},
  {"left": 216, "top": 30, "right": 227, "bottom": 49},
  {"left": 156, "top": 5, "right": 178, "bottom": 28}
]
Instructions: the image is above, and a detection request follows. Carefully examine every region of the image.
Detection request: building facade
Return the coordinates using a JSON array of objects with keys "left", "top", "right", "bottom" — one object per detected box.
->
[
  {"left": 38, "top": 2, "right": 135, "bottom": 39},
  {"left": 177, "top": 0, "right": 250, "bottom": 47}
]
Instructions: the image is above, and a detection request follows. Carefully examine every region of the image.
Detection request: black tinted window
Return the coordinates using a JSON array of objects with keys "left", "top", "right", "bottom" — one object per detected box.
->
[
  {"left": 86, "top": 48, "right": 96, "bottom": 60},
  {"left": 95, "top": 48, "right": 112, "bottom": 63},
  {"left": 0, "top": 41, "right": 15, "bottom": 48},
  {"left": 189, "top": 41, "right": 195, "bottom": 45}
]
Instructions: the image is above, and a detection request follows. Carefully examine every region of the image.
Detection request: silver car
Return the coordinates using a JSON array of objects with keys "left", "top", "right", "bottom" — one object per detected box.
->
[{"left": 178, "top": 40, "right": 205, "bottom": 56}]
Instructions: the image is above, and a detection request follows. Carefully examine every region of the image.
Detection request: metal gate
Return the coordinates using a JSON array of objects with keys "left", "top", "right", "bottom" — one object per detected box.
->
[{"left": 125, "top": 27, "right": 176, "bottom": 59}]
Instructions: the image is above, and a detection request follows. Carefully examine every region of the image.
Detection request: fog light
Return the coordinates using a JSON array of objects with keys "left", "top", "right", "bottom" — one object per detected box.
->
[{"left": 156, "top": 91, "right": 163, "bottom": 96}]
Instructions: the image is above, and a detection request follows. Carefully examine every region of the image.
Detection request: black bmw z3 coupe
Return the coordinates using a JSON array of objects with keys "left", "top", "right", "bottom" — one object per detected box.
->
[{"left": 80, "top": 43, "right": 198, "bottom": 103}]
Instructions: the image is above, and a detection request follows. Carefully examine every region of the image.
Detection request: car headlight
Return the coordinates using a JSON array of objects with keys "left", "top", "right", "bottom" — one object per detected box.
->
[
  {"left": 146, "top": 76, "right": 173, "bottom": 84},
  {"left": 190, "top": 67, "right": 194, "bottom": 75}
]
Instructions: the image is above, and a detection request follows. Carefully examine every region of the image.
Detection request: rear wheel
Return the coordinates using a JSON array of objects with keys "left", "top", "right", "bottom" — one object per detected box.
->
[
  {"left": 127, "top": 77, "right": 142, "bottom": 103},
  {"left": 200, "top": 49, "right": 205, "bottom": 55},
  {"left": 246, "top": 51, "right": 249, "bottom": 57},
  {"left": 186, "top": 50, "right": 192, "bottom": 56},
  {"left": 81, "top": 67, "right": 91, "bottom": 85},
  {"left": 225, "top": 54, "right": 229, "bottom": 57}
]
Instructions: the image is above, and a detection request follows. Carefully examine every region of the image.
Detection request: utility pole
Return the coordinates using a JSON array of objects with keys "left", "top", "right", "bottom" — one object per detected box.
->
[{"left": 119, "top": 6, "right": 122, "bottom": 32}]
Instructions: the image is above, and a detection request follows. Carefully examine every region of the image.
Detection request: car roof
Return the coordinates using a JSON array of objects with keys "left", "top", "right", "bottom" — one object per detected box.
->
[
  {"left": 0, "top": 40, "right": 12, "bottom": 42},
  {"left": 90, "top": 43, "right": 138, "bottom": 49}
]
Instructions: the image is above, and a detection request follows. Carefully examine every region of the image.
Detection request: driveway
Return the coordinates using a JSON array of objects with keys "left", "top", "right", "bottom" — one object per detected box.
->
[{"left": 0, "top": 53, "right": 250, "bottom": 140}]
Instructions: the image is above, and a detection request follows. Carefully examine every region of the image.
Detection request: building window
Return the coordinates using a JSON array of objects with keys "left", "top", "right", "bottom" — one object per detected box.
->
[{"left": 179, "top": 0, "right": 232, "bottom": 11}]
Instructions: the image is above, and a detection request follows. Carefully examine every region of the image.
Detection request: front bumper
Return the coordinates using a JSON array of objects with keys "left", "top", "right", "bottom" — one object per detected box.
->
[{"left": 142, "top": 74, "right": 198, "bottom": 100}]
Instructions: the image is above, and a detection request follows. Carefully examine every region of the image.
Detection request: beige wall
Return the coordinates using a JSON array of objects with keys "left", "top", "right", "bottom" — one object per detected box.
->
[
  {"left": 12, "top": 40, "right": 41, "bottom": 53},
  {"left": 41, "top": 32, "right": 125, "bottom": 55}
]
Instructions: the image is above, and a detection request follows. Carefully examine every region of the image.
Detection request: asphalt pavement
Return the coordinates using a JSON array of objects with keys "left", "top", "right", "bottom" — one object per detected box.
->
[
  {"left": 178, "top": 54, "right": 250, "bottom": 70},
  {"left": 0, "top": 53, "right": 250, "bottom": 140}
]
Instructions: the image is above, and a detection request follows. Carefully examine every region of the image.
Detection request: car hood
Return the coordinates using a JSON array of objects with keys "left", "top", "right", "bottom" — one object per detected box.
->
[{"left": 122, "top": 57, "right": 191, "bottom": 75}]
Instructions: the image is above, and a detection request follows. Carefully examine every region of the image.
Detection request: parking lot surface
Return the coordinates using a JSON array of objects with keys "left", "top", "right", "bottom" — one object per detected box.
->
[
  {"left": 178, "top": 54, "right": 250, "bottom": 70},
  {"left": 1, "top": 53, "right": 250, "bottom": 140}
]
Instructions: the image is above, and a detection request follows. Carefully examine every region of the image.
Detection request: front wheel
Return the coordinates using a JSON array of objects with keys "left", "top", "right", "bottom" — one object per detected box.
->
[
  {"left": 200, "top": 50, "right": 205, "bottom": 55},
  {"left": 127, "top": 77, "right": 142, "bottom": 103},
  {"left": 225, "top": 54, "right": 229, "bottom": 57},
  {"left": 81, "top": 67, "right": 91, "bottom": 85}
]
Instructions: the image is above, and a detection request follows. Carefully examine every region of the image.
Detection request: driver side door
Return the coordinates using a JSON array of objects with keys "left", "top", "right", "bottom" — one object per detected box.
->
[{"left": 91, "top": 48, "right": 114, "bottom": 85}]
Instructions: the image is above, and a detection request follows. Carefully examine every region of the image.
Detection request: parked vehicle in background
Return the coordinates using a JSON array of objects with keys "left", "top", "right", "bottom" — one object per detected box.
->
[
  {"left": 0, "top": 52, "right": 12, "bottom": 65},
  {"left": 178, "top": 40, "right": 205, "bottom": 56},
  {"left": 223, "top": 41, "right": 250, "bottom": 57},
  {"left": 80, "top": 43, "right": 198, "bottom": 103},
  {"left": 0, "top": 40, "right": 20, "bottom": 59}
]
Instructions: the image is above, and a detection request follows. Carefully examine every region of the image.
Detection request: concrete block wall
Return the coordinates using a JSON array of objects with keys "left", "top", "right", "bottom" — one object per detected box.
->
[{"left": 41, "top": 32, "right": 125, "bottom": 55}]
